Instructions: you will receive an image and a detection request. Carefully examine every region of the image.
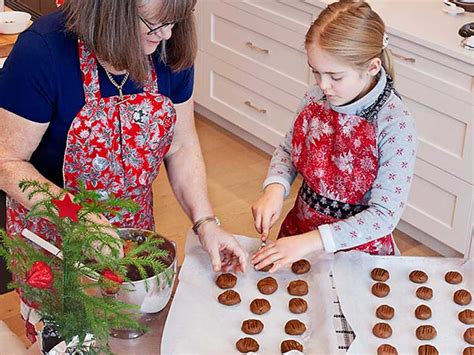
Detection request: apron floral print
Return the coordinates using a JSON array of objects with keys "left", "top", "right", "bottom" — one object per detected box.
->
[
  {"left": 6, "top": 40, "right": 176, "bottom": 342},
  {"left": 279, "top": 83, "right": 395, "bottom": 255}
]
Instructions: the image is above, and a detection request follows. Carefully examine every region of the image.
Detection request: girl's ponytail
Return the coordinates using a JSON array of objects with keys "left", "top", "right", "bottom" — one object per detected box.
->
[{"left": 381, "top": 48, "right": 395, "bottom": 79}]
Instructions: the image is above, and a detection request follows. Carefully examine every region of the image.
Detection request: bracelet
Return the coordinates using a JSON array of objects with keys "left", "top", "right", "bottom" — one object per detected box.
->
[{"left": 192, "top": 216, "right": 221, "bottom": 234}]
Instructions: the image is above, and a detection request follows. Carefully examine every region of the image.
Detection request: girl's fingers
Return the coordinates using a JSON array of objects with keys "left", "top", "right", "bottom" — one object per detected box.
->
[
  {"left": 254, "top": 251, "right": 284, "bottom": 271},
  {"left": 251, "top": 242, "right": 276, "bottom": 261}
]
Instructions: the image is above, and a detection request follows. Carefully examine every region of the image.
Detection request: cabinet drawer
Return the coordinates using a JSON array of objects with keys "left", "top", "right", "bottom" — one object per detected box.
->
[
  {"left": 223, "top": 0, "right": 320, "bottom": 34},
  {"left": 195, "top": 51, "right": 300, "bottom": 147},
  {"left": 397, "top": 76, "right": 473, "bottom": 184},
  {"left": 200, "top": 2, "right": 310, "bottom": 97},
  {"left": 390, "top": 35, "right": 474, "bottom": 103},
  {"left": 402, "top": 158, "right": 473, "bottom": 254}
]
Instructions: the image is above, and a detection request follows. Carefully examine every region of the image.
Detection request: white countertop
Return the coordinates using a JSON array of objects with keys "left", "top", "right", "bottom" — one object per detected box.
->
[{"left": 305, "top": 0, "right": 474, "bottom": 65}]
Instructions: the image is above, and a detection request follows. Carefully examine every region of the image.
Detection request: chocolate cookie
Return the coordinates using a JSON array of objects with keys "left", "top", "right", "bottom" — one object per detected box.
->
[
  {"left": 415, "top": 305, "right": 432, "bottom": 320},
  {"left": 416, "top": 286, "right": 433, "bottom": 300},
  {"left": 372, "top": 282, "right": 390, "bottom": 298},
  {"left": 291, "top": 259, "right": 311, "bottom": 274},
  {"left": 376, "top": 304, "right": 395, "bottom": 320},
  {"left": 459, "top": 309, "right": 474, "bottom": 325},
  {"left": 257, "top": 276, "right": 278, "bottom": 295},
  {"left": 215, "top": 273, "right": 237, "bottom": 289},
  {"left": 464, "top": 347, "right": 474, "bottom": 355},
  {"left": 454, "top": 289, "right": 472, "bottom": 305},
  {"left": 465, "top": 328, "right": 474, "bottom": 345},
  {"left": 250, "top": 298, "right": 271, "bottom": 315},
  {"left": 287, "top": 280, "right": 309, "bottom": 296},
  {"left": 218, "top": 290, "right": 241, "bottom": 306},
  {"left": 241, "top": 319, "right": 264, "bottom": 335},
  {"left": 373, "top": 322, "right": 392, "bottom": 338},
  {"left": 371, "top": 267, "right": 390, "bottom": 282},
  {"left": 285, "top": 319, "right": 306, "bottom": 335},
  {"left": 416, "top": 325, "right": 437, "bottom": 340},
  {"left": 289, "top": 297, "right": 308, "bottom": 314},
  {"left": 409, "top": 270, "right": 428, "bottom": 283},
  {"left": 377, "top": 344, "right": 398, "bottom": 355},
  {"left": 418, "top": 344, "right": 438, "bottom": 355},
  {"left": 236, "top": 337, "right": 259, "bottom": 353},
  {"left": 445, "top": 271, "right": 463, "bottom": 284},
  {"left": 281, "top": 339, "right": 303, "bottom": 353}
]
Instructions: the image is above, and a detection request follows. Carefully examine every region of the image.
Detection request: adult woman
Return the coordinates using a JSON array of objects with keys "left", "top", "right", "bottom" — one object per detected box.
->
[{"left": 0, "top": 0, "right": 246, "bottom": 342}]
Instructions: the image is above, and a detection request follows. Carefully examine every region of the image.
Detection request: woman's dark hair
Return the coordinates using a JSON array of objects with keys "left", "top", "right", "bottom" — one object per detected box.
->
[{"left": 62, "top": 0, "right": 197, "bottom": 82}]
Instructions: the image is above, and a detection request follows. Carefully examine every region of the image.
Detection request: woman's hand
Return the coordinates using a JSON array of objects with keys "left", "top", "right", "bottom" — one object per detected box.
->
[
  {"left": 251, "top": 184, "right": 285, "bottom": 241},
  {"left": 251, "top": 231, "right": 323, "bottom": 273},
  {"left": 197, "top": 222, "right": 247, "bottom": 273},
  {"left": 87, "top": 213, "right": 124, "bottom": 259}
]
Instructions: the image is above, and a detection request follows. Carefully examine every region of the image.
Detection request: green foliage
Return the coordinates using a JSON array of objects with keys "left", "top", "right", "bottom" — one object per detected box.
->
[{"left": 0, "top": 180, "right": 172, "bottom": 353}]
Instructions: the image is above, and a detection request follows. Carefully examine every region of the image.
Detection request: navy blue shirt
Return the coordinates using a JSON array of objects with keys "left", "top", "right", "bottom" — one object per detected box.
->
[{"left": 0, "top": 11, "right": 194, "bottom": 187}]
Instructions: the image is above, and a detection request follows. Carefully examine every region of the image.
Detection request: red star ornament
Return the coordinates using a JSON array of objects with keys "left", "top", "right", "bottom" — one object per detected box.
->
[{"left": 52, "top": 194, "right": 82, "bottom": 222}]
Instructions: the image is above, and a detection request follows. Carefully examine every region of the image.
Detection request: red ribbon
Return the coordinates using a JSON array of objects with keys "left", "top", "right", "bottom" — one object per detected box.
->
[{"left": 100, "top": 269, "right": 123, "bottom": 295}]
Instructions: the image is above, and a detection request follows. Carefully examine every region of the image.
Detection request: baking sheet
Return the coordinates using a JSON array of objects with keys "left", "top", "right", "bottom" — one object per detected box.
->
[
  {"left": 332, "top": 251, "right": 473, "bottom": 354},
  {"left": 161, "top": 233, "right": 340, "bottom": 355}
]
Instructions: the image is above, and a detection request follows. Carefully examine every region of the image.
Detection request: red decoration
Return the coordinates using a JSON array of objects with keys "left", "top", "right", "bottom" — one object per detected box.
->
[
  {"left": 26, "top": 261, "right": 54, "bottom": 289},
  {"left": 56, "top": 0, "right": 64, "bottom": 7},
  {"left": 52, "top": 194, "right": 82, "bottom": 222},
  {"left": 100, "top": 269, "right": 123, "bottom": 295}
]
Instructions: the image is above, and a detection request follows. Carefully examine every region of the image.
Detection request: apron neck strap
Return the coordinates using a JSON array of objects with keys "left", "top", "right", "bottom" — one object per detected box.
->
[{"left": 77, "top": 40, "right": 101, "bottom": 102}]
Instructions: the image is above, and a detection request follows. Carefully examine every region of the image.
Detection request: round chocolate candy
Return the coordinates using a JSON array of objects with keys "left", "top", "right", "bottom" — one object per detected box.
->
[
  {"left": 241, "top": 319, "right": 264, "bottom": 335},
  {"left": 416, "top": 325, "right": 437, "bottom": 340},
  {"left": 250, "top": 298, "right": 271, "bottom": 315},
  {"left": 459, "top": 309, "right": 474, "bottom": 325},
  {"left": 465, "top": 328, "right": 474, "bottom": 345},
  {"left": 289, "top": 297, "right": 308, "bottom": 314},
  {"left": 218, "top": 290, "right": 241, "bottom": 306},
  {"left": 236, "top": 337, "right": 259, "bottom": 353},
  {"left": 409, "top": 270, "right": 428, "bottom": 283},
  {"left": 373, "top": 322, "right": 392, "bottom": 339},
  {"left": 287, "top": 280, "right": 309, "bottom": 296},
  {"left": 377, "top": 344, "right": 398, "bottom": 355},
  {"left": 463, "top": 347, "right": 474, "bottom": 355},
  {"left": 372, "top": 282, "right": 390, "bottom": 298},
  {"left": 257, "top": 276, "right": 278, "bottom": 295},
  {"left": 445, "top": 270, "right": 463, "bottom": 284},
  {"left": 454, "top": 289, "right": 472, "bottom": 306},
  {"left": 291, "top": 259, "right": 311, "bottom": 274},
  {"left": 281, "top": 339, "right": 303, "bottom": 353},
  {"left": 371, "top": 267, "right": 390, "bottom": 282},
  {"left": 376, "top": 304, "right": 395, "bottom": 320},
  {"left": 284, "top": 319, "right": 306, "bottom": 335},
  {"left": 416, "top": 286, "right": 433, "bottom": 300},
  {"left": 215, "top": 273, "right": 237, "bottom": 289},
  {"left": 415, "top": 304, "right": 432, "bottom": 320},
  {"left": 418, "top": 344, "right": 438, "bottom": 355}
]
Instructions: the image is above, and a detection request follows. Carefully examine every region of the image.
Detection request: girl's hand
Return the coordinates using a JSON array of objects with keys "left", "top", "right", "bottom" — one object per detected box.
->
[
  {"left": 251, "top": 231, "right": 323, "bottom": 273},
  {"left": 251, "top": 184, "right": 285, "bottom": 240}
]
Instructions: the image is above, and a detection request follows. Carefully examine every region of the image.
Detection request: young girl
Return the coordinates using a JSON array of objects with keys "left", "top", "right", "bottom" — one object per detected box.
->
[{"left": 251, "top": 0, "right": 416, "bottom": 272}]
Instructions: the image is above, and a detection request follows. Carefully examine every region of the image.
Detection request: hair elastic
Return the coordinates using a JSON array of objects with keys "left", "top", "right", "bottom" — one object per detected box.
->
[{"left": 382, "top": 33, "right": 389, "bottom": 49}]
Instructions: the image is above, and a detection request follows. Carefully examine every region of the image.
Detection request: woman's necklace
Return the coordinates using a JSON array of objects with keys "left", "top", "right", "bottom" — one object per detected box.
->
[{"left": 104, "top": 69, "right": 130, "bottom": 101}]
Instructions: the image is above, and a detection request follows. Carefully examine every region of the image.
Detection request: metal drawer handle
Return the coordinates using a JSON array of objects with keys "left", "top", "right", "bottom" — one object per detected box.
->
[
  {"left": 392, "top": 52, "right": 416, "bottom": 63},
  {"left": 245, "top": 41, "right": 269, "bottom": 54},
  {"left": 245, "top": 100, "right": 267, "bottom": 114}
]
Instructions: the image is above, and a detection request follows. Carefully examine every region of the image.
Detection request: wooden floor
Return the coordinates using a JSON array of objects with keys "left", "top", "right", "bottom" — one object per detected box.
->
[{"left": 0, "top": 113, "right": 440, "bottom": 345}]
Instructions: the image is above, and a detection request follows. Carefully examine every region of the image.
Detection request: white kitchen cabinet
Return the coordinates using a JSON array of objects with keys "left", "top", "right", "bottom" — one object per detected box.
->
[{"left": 194, "top": 0, "right": 474, "bottom": 256}]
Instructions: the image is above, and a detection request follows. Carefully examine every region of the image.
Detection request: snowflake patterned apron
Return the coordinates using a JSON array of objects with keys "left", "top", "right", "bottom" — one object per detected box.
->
[
  {"left": 6, "top": 40, "right": 176, "bottom": 343},
  {"left": 279, "top": 82, "right": 395, "bottom": 255}
]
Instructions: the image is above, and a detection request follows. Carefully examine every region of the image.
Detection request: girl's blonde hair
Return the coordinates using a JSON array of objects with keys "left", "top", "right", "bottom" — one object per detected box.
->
[{"left": 306, "top": 0, "right": 394, "bottom": 79}]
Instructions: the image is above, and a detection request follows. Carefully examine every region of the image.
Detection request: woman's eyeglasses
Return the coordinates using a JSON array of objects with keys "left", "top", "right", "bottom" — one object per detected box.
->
[{"left": 140, "top": 9, "right": 194, "bottom": 36}]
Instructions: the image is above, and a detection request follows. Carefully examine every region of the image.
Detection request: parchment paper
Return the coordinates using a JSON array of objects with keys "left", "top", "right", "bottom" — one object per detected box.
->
[
  {"left": 161, "top": 233, "right": 340, "bottom": 355},
  {"left": 332, "top": 251, "right": 473, "bottom": 354}
]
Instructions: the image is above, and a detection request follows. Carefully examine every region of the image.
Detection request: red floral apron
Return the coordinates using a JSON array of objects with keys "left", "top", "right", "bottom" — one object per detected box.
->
[
  {"left": 6, "top": 40, "right": 176, "bottom": 342},
  {"left": 279, "top": 97, "right": 395, "bottom": 255}
]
